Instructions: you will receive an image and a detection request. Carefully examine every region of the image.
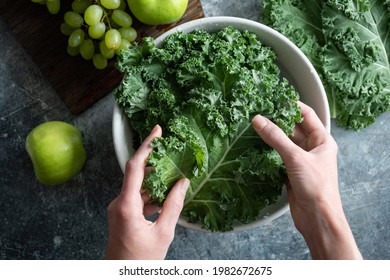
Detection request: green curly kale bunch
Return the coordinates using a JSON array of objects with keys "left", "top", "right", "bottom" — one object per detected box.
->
[{"left": 115, "top": 27, "right": 302, "bottom": 231}]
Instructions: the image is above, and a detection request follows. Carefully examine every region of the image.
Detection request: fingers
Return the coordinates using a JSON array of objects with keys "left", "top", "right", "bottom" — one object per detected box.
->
[
  {"left": 289, "top": 124, "right": 307, "bottom": 147},
  {"left": 252, "top": 115, "right": 299, "bottom": 160},
  {"left": 297, "top": 101, "right": 326, "bottom": 135},
  {"left": 254, "top": 102, "right": 328, "bottom": 152},
  {"left": 156, "top": 178, "right": 190, "bottom": 230},
  {"left": 121, "top": 125, "right": 162, "bottom": 197}
]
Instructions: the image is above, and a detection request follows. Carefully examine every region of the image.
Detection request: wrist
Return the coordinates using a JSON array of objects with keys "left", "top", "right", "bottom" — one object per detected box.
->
[{"left": 300, "top": 202, "right": 362, "bottom": 260}]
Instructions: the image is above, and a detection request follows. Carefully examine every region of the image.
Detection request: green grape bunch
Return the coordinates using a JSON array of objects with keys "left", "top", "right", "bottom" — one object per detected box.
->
[{"left": 31, "top": 0, "right": 138, "bottom": 70}]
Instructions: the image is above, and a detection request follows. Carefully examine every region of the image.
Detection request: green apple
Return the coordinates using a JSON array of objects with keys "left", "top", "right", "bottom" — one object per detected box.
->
[
  {"left": 25, "top": 121, "right": 86, "bottom": 185},
  {"left": 127, "top": 0, "right": 188, "bottom": 25}
]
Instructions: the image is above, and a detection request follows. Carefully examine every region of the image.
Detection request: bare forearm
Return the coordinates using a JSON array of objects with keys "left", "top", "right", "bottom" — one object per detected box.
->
[{"left": 301, "top": 205, "right": 362, "bottom": 260}]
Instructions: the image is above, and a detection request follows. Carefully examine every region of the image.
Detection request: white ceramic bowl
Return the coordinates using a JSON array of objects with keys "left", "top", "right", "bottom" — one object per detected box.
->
[{"left": 112, "top": 16, "right": 330, "bottom": 232}]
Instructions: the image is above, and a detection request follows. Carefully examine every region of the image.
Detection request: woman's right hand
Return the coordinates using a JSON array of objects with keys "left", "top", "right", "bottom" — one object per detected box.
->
[{"left": 252, "top": 102, "right": 362, "bottom": 260}]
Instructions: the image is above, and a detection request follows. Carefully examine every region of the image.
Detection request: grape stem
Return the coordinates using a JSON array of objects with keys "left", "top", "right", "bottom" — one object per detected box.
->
[{"left": 97, "top": 0, "right": 112, "bottom": 30}]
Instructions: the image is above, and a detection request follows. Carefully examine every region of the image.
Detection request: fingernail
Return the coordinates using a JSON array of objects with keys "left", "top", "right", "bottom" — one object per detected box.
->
[
  {"left": 180, "top": 178, "right": 190, "bottom": 194},
  {"left": 151, "top": 124, "right": 160, "bottom": 133},
  {"left": 252, "top": 115, "right": 268, "bottom": 131}
]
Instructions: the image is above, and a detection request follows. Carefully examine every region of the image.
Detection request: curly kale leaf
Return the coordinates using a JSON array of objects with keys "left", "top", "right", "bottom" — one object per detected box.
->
[
  {"left": 115, "top": 27, "right": 302, "bottom": 232},
  {"left": 262, "top": 0, "right": 390, "bottom": 130},
  {"left": 321, "top": 0, "right": 390, "bottom": 130}
]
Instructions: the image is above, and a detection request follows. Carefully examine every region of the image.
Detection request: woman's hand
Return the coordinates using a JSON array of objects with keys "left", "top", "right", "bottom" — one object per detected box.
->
[
  {"left": 252, "top": 102, "right": 362, "bottom": 260},
  {"left": 105, "top": 125, "right": 190, "bottom": 260}
]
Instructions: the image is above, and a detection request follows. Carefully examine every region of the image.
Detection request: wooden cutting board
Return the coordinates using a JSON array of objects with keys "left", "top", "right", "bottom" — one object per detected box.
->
[{"left": 0, "top": 0, "right": 204, "bottom": 114}]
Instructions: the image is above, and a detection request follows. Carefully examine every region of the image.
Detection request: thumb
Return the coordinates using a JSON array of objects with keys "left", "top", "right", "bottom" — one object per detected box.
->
[
  {"left": 157, "top": 178, "right": 190, "bottom": 229},
  {"left": 252, "top": 115, "right": 298, "bottom": 161}
]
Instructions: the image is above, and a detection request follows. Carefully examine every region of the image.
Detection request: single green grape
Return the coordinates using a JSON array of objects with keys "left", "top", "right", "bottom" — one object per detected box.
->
[
  {"left": 60, "top": 22, "right": 75, "bottom": 36},
  {"left": 67, "top": 45, "right": 80, "bottom": 56},
  {"left": 119, "top": 27, "right": 137, "bottom": 42},
  {"left": 64, "top": 11, "right": 84, "bottom": 28},
  {"left": 68, "top": 28, "right": 85, "bottom": 48},
  {"left": 46, "top": 0, "right": 61, "bottom": 15},
  {"left": 111, "top": 10, "right": 133, "bottom": 27},
  {"left": 71, "top": 0, "right": 91, "bottom": 14},
  {"left": 105, "top": 29, "right": 121, "bottom": 49},
  {"left": 92, "top": 53, "right": 108, "bottom": 69},
  {"left": 100, "top": 0, "right": 120, "bottom": 10},
  {"left": 79, "top": 39, "right": 95, "bottom": 60},
  {"left": 88, "top": 22, "right": 106, "bottom": 39},
  {"left": 31, "top": 0, "right": 46, "bottom": 4},
  {"left": 117, "top": 0, "right": 126, "bottom": 10},
  {"left": 115, "top": 38, "right": 130, "bottom": 55},
  {"left": 99, "top": 40, "right": 115, "bottom": 59},
  {"left": 84, "top": 4, "right": 103, "bottom": 26}
]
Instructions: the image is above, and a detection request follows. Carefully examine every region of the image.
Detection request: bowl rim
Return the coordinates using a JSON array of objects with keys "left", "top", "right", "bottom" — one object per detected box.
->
[{"left": 112, "top": 16, "right": 330, "bottom": 232}]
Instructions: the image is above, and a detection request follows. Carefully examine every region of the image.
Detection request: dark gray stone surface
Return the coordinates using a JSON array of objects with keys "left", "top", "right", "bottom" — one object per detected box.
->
[{"left": 1, "top": 0, "right": 389, "bottom": 260}]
